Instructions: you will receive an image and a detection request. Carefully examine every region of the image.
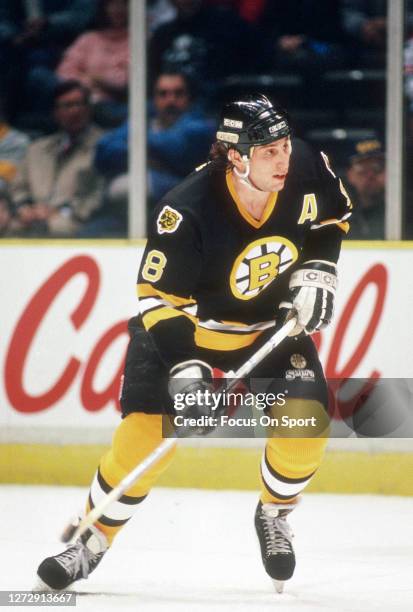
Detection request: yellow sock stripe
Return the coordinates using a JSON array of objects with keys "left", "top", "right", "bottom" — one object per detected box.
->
[
  {"left": 264, "top": 436, "right": 328, "bottom": 481},
  {"left": 88, "top": 492, "right": 130, "bottom": 527},
  {"left": 100, "top": 413, "right": 176, "bottom": 498},
  {"left": 260, "top": 448, "right": 315, "bottom": 502},
  {"left": 88, "top": 468, "right": 147, "bottom": 527},
  {"left": 85, "top": 497, "right": 119, "bottom": 546},
  {"left": 263, "top": 448, "right": 316, "bottom": 483}
]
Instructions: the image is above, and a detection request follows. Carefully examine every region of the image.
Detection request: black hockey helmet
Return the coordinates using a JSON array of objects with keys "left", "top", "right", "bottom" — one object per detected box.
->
[{"left": 216, "top": 94, "right": 291, "bottom": 158}]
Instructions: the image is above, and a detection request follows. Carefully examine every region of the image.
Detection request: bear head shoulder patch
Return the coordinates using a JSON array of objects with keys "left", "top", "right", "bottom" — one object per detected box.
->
[{"left": 156, "top": 205, "right": 183, "bottom": 234}]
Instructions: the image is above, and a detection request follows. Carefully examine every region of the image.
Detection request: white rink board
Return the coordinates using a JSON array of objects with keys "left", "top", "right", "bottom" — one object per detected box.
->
[
  {"left": 0, "top": 243, "right": 412, "bottom": 448},
  {"left": 2, "top": 485, "right": 413, "bottom": 611}
]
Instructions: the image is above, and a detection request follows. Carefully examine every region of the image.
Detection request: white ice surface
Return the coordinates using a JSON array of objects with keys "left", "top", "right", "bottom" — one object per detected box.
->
[{"left": 1, "top": 486, "right": 413, "bottom": 612}]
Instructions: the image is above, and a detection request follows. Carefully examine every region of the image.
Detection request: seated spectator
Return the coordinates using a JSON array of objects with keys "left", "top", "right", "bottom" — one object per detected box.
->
[
  {"left": 57, "top": 0, "right": 129, "bottom": 127},
  {"left": 10, "top": 80, "right": 104, "bottom": 237},
  {"left": 78, "top": 121, "right": 129, "bottom": 237},
  {"left": 344, "top": 139, "right": 385, "bottom": 239},
  {"left": 87, "top": 70, "right": 215, "bottom": 234},
  {"left": 0, "top": 0, "right": 97, "bottom": 121},
  {"left": 148, "top": 71, "right": 215, "bottom": 202}
]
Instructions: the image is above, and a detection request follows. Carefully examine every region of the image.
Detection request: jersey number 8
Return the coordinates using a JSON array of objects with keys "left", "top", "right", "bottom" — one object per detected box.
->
[{"left": 142, "top": 249, "right": 167, "bottom": 282}]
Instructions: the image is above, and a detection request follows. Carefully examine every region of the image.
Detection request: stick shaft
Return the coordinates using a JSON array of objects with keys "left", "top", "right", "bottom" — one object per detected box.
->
[{"left": 232, "top": 318, "right": 297, "bottom": 381}]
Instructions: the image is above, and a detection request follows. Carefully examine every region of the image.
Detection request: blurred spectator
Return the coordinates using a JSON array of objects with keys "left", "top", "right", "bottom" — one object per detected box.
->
[
  {"left": 0, "top": 93, "right": 30, "bottom": 236},
  {"left": 78, "top": 121, "right": 129, "bottom": 237},
  {"left": 205, "top": 0, "right": 267, "bottom": 24},
  {"left": 148, "top": 71, "right": 215, "bottom": 202},
  {"left": 10, "top": 80, "right": 104, "bottom": 237},
  {"left": 148, "top": 0, "right": 255, "bottom": 96},
  {"left": 0, "top": 0, "right": 96, "bottom": 120},
  {"left": 90, "top": 70, "right": 215, "bottom": 233},
  {"left": 0, "top": 96, "right": 30, "bottom": 188},
  {"left": 256, "top": 1, "right": 349, "bottom": 74},
  {"left": 344, "top": 139, "right": 385, "bottom": 239},
  {"left": 147, "top": 0, "right": 177, "bottom": 36},
  {"left": 405, "top": 35, "right": 413, "bottom": 144},
  {"left": 57, "top": 0, "right": 129, "bottom": 127},
  {"left": 0, "top": 197, "right": 12, "bottom": 235},
  {"left": 0, "top": 0, "right": 96, "bottom": 46},
  {"left": 95, "top": 122, "right": 128, "bottom": 181},
  {"left": 341, "top": 0, "right": 413, "bottom": 69},
  {"left": 341, "top": 0, "right": 387, "bottom": 67}
]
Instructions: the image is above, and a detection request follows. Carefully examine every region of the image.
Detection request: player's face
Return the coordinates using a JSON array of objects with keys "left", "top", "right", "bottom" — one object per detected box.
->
[{"left": 249, "top": 137, "right": 292, "bottom": 192}]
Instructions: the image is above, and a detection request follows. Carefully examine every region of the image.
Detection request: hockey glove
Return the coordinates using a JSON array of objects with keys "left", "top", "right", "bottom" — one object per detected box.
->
[
  {"left": 280, "top": 260, "right": 337, "bottom": 336},
  {"left": 168, "top": 359, "right": 217, "bottom": 436}
]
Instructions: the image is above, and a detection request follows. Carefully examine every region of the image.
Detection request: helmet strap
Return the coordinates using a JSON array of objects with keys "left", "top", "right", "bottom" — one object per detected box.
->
[
  {"left": 233, "top": 156, "right": 265, "bottom": 192},
  {"left": 233, "top": 161, "right": 250, "bottom": 179}
]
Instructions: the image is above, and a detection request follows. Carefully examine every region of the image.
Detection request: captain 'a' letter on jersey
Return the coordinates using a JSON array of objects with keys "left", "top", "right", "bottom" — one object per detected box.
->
[{"left": 137, "top": 138, "right": 352, "bottom": 368}]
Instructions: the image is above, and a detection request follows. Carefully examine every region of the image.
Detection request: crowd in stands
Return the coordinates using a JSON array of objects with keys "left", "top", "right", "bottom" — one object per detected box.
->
[
  {"left": 9, "top": 80, "right": 104, "bottom": 237},
  {"left": 0, "top": 0, "right": 412, "bottom": 239}
]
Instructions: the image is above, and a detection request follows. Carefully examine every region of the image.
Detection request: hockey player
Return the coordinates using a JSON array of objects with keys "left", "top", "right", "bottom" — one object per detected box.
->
[{"left": 36, "top": 94, "right": 351, "bottom": 593}]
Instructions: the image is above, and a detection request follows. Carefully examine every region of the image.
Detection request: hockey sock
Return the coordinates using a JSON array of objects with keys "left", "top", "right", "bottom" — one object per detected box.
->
[
  {"left": 86, "top": 413, "right": 176, "bottom": 544},
  {"left": 259, "top": 400, "right": 329, "bottom": 504}
]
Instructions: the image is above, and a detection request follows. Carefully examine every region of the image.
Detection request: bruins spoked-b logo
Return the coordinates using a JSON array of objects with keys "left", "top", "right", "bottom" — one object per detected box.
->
[
  {"left": 157, "top": 205, "right": 183, "bottom": 234},
  {"left": 230, "top": 236, "right": 298, "bottom": 300}
]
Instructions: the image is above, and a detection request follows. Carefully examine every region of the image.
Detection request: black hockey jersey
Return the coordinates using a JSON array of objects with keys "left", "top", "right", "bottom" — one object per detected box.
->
[{"left": 137, "top": 139, "right": 352, "bottom": 367}]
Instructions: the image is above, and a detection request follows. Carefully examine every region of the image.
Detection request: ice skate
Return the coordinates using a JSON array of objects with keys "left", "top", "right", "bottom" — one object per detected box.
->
[
  {"left": 35, "top": 524, "right": 108, "bottom": 591},
  {"left": 254, "top": 501, "right": 296, "bottom": 593}
]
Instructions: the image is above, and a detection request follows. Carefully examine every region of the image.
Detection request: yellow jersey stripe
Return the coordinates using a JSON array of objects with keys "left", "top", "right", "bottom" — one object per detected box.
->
[
  {"left": 337, "top": 221, "right": 350, "bottom": 233},
  {"left": 138, "top": 284, "right": 267, "bottom": 350},
  {"left": 313, "top": 218, "right": 350, "bottom": 234},
  {"left": 194, "top": 326, "right": 262, "bottom": 350},
  {"left": 142, "top": 306, "right": 197, "bottom": 331},
  {"left": 142, "top": 305, "right": 263, "bottom": 349},
  {"left": 137, "top": 283, "right": 196, "bottom": 307}
]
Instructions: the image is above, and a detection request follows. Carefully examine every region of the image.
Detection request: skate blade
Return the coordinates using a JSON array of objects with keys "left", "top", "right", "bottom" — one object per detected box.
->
[{"left": 272, "top": 579, "right": 285, "bottom": 594}]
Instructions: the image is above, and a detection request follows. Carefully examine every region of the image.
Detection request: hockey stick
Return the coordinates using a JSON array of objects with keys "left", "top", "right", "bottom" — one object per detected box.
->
[{"left": 62, "top": 315, "right": 297, "bottom": 545}]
